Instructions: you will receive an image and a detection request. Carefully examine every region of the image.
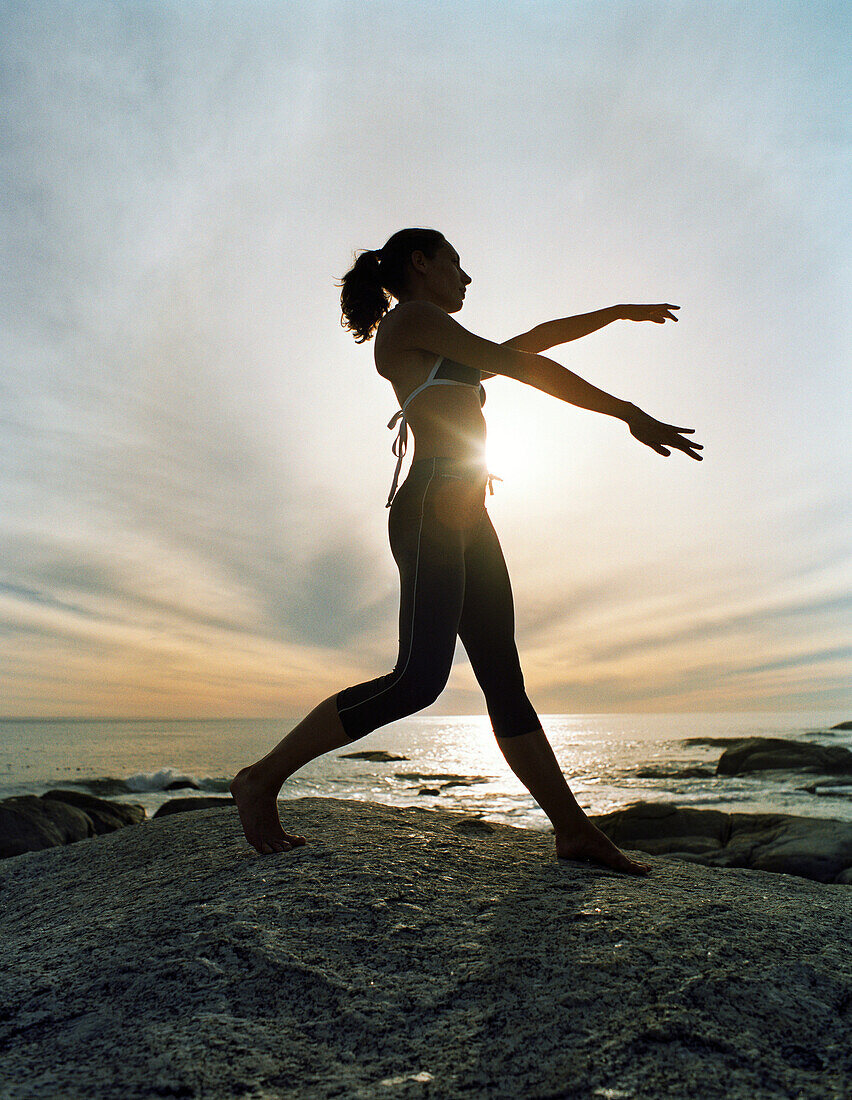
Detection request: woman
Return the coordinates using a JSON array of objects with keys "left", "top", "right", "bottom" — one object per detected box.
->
[{"left": 232, "top": 228, "right": 702, "bottom": 873}]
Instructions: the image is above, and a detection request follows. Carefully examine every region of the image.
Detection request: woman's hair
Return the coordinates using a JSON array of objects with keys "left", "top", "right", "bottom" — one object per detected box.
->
[{"left": 338, "top": 227, "right": 446, "bottom": 342}]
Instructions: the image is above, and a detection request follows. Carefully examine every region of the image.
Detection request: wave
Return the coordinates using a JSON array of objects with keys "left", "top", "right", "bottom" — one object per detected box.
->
[{"left": 77, "top": 768, "right": 232, "bottom": 796}]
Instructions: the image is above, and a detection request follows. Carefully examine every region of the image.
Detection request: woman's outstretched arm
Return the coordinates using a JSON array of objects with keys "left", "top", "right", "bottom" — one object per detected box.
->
[
  {"left": 502, "top": 304, "right": 679, "bottom": 354},
  {"left": 386, "top": 300, "right": 702, "bottom": 461}
]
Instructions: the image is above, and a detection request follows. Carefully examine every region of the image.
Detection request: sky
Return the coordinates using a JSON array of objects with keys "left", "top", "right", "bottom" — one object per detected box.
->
[{"left": 1, "top": 0, "right": 850, "bottom": 718}]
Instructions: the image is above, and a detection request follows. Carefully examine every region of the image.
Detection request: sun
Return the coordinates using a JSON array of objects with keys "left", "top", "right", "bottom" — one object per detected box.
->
[
  {"left": 482, "top": 389, "right": 580, "bottom": 501},
  {"left": 484, "top": 417, "right": 538, "bottom": 484}
]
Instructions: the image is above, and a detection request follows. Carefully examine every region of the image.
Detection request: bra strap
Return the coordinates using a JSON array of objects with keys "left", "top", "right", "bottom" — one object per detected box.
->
[{"left": 385, "top": 357, "right": 457, "bottom": 507}]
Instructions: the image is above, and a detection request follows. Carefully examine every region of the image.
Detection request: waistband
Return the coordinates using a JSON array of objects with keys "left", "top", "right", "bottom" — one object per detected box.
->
[
  {"left": 398, "top": 456, "right": 502, "bottom": 498},
  {"left": 408, "top": 457, "right": 489, "bottom": 477}
]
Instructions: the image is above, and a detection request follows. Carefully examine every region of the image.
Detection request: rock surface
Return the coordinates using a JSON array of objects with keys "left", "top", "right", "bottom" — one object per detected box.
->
[
  {"left": 0, "top": 797, "right": 849, "bottom": 1100},
  {"left": 41, "top": 790, "right": 146, "bottom": 833},
  {"left": 716, "top": 736, "right": 852, "bottom": 776},
  {"left": 153, "top": 796, "right": 238, "bottom": 818},
  {"left": 0, "top": 792, "right": 144, "bottom": 859},
  {"left": 0, "top": 796, "right": 94, "bottom": 858},
  {"left": 596, "top": 801, "right": 852, "bottom": 884},
  {"left": 339, "top": 750, "right": 409, "bottom": 762}
]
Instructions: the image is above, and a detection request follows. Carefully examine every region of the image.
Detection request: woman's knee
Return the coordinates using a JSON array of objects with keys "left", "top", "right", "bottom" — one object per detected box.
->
[
  {"left": 336, "top": 656, "right": 453, "bottom": 740},
  {"left": 397, "top": 661, "right": 453, "bottom": 714}
]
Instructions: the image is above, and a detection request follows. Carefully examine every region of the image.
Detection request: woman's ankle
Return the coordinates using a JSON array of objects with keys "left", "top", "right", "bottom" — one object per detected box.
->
[{"left": 243, "top": 760, "right": 287, "bottom": 796}]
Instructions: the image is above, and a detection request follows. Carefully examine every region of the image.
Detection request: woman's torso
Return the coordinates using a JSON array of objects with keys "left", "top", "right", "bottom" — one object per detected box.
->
[{"left": 374, "top": 309, "right": 487, "bottom": 465}]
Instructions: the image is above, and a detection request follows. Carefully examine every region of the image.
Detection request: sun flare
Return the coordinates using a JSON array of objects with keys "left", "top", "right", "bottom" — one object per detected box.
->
[{"left": 485, "top": 419, "right": 538, "bottom": 483}]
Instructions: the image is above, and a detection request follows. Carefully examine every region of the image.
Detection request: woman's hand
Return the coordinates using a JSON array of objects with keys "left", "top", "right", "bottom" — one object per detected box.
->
[
  {"left": 626, "top": 405, "right": 703, "bottom": 460},
  {"left": 619, "top": 304, "right": 680, "bottom": 324}
]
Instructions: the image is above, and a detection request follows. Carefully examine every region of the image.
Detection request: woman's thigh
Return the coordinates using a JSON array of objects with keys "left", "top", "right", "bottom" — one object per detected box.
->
[
  {"left": 457, "top": 510, "right": 518, "bottom": 664},
  {"left": 457, "top": 510, "right": 539, "bottom": 737},
  {"left": 335, "top": 462, "right": 469, "bottom": 739},
  {"left": 389, "top": 474, "right": 468, "bottom": 684}
]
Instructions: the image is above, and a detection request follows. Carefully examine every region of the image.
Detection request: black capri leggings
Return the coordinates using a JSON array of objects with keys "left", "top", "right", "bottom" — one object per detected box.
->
[{"left": 335, "top": 457, "right": 541, "bottom": 741}]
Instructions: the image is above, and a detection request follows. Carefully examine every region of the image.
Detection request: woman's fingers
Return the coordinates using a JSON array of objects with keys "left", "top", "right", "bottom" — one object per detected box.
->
[
  {"left": 625, "top": 303, "right": 680, "bottom": 322},
  {"left": 652, "top": 304, "right": 679, "bottom": 322},
  {"left": 629, "top": 410, "right": 703, "bottom": 460}
]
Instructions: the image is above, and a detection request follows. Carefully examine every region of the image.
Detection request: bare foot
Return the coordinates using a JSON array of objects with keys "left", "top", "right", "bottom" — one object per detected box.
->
[
  {"left": 556, "top": 819, "right": 651, "bottom": 876},
  {"left": 230, "top": 766, "right": 306, "bottom": 855}
]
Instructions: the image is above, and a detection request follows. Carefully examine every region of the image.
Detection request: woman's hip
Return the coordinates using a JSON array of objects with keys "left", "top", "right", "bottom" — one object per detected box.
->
[{"left": 390, "top": 457, "right": 489, "bottom": 539}]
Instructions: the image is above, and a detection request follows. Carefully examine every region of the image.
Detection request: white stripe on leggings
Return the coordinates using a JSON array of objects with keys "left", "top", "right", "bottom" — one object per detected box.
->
[{"left": 338, "top": 458, "right": 438, "bottom": 717}]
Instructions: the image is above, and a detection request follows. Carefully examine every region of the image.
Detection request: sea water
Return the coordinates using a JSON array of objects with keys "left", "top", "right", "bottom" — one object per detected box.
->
[{"left": 1, "top": 712, "right": 849, "bottom": 830}]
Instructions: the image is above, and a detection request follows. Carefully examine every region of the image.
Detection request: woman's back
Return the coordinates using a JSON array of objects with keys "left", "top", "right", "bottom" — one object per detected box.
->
[{"left": 375, "top": 306, "right": 487, "bottom": 464}]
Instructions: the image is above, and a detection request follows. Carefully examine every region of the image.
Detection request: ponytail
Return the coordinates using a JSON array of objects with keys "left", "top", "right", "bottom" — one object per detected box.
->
[{"left": 338, "top": 228, "right": 445, "bottom": 342}]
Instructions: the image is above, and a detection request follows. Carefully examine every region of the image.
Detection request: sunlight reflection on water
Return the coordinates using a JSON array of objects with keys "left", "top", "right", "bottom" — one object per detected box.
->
[{"left": 1, "top": 712, "right": 849, "bottom": 825}]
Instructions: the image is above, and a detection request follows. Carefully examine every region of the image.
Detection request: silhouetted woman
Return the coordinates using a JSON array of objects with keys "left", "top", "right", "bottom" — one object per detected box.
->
[{"left": 232, "top": 228, "right": 702, "bottom": 873}]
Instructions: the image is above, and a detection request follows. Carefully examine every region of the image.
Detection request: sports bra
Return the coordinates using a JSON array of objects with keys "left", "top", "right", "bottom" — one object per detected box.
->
[{"left": 385, "top": 355, "right": 486, "bottom": 507}]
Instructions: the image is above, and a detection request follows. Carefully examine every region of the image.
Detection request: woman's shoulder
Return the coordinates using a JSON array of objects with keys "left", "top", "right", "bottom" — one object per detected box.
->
[
  {"left": 375, "top": 309, "right": 438, "bottom": 385},
  {"left": 375, "top": 301, "right": 448, "bottom": 355},
  {"left": 381, "top": 299, "right": 448, "bottom": 335}
]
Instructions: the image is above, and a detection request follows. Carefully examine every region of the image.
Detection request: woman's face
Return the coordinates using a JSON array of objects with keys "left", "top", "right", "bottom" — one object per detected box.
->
[{"left": 425, "top": 241, "right": 471, "bottom": 313}]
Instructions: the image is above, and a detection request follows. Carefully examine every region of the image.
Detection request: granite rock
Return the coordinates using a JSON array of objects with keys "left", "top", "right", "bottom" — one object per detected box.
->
[
  {"left": 594, "top": 801, "right": 852, "bottom": 883},
  {"left": 716, "top": 736, "right": 852, "bottom": 775},
  {"left": 153, "top": 796, "right": 238, "bottom": 818},
  {"left": 339, "top": 751, "right": 409, "bottom": 762},
  {"left": 0, "top": 796, "right": 94, "bottom": 859},
  {"left": 0, "top": 797, "right": 848, "bottom": 1100},
  {"left": 41, "top": 789, "right": 146, "bottom": 833}
]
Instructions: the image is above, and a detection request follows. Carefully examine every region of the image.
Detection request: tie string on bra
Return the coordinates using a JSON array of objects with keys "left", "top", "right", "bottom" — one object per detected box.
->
[{"left": 385, "top": 357, "right": 501, "bottom": 507}]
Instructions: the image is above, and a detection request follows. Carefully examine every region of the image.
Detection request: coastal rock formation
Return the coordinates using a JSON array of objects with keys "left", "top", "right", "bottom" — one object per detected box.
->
[
  {"left": 0, "top": 797, "right": 848, "bottom": 1100},
  {"left": 339, "top": 750, "right": 409, "bottom": 762},
  {"left": 831, "top": 720, "right": 852, "bottom": 731},
  {"left": 42, "top": 790, "right": 145, "bottom": 833},
  {"left": 153, "top": 796, "right": 237, "bottom": 818},
  {"left": 634, "top": 765, "right": 715, "bottom": 779},
  {"left": 0, "top": 796, "right": 94, "bottom": 858},
  {"left": 595, "top": 801, "right": 852, "bottom": 884},
  {"left": 716, "top": 736, "right": 852, "bottom": 776},
  {"left": 0, "top": 792, "right": 143, "bottom": 859}
]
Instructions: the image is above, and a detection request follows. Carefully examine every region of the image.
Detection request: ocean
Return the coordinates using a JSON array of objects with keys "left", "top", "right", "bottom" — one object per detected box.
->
[{"left": 1, "top": 712, "right": 849, "bottom": 831}]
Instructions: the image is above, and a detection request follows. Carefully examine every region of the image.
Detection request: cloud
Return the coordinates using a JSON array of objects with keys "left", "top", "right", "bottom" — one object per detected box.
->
[{"left": 2, "top": 1, "right": 850, "bottom": 715}]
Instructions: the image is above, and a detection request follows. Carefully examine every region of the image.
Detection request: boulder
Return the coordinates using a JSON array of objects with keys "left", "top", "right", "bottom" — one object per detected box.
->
[
  {"left": 338, "top": 750, "right": 408, "bottom": 761},
  {"left": 716, "top": 736, "right": 852, "bottom": 775},
  {"left": 41, "top": 790, "right": 146, "bottom": 833},
  {"left": 153, "top": 796, "right": 236, "bottom": 819},
  {"left": 635, "top": 766, "right": 715, "bottom": 779},
  {"left": 594, "top": 801, "right": 852, "bottom": 883},
  {"left": 595, "top": 803, "right": 730, "bottom": 855},
  {"left": 0, "top": 796, "right": 94, "bottom": 859},
  {"left": 799, "top": 779, "right": 852, "bottom": 798},
  {"left": 681, "top": 736, "right": 751, "bottom": 747}
]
